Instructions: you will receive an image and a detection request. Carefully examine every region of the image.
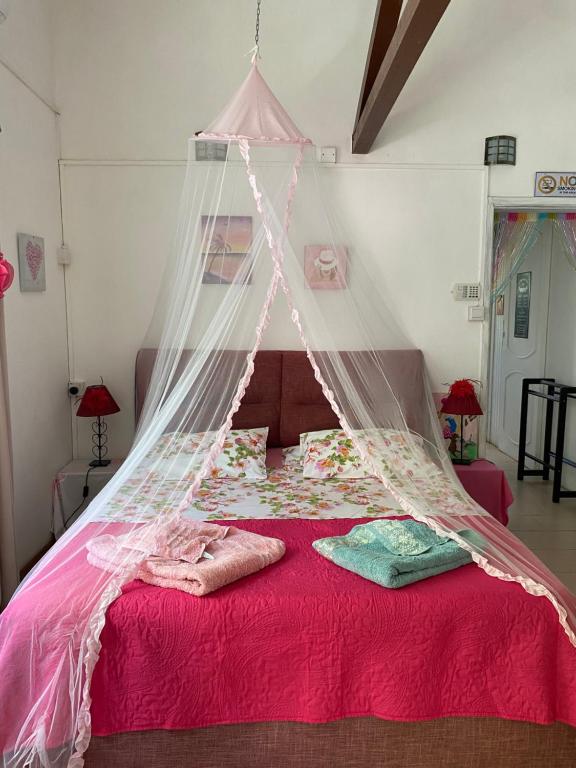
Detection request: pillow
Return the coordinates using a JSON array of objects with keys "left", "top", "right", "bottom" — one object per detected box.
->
[
  {"left": 144, "top": 427, "right": 269, "bottom": 480},
  {"left": 301, "top": 429, "right": 372, "bottom": 479},
  {"left": 365, "top": 428, "right": 440, "bottom": 482},
  {"left": 300, "top": 427, "right": 431, "bottom": 481},
  {"left": 216, "top": 427, "right": 269, "bottom": 479}
]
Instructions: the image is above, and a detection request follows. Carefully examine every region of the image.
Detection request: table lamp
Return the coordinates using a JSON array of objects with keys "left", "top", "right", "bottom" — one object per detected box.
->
[
  {"left": 76, "top": 382, "right": 120, "bottom": 467},
  {"left": 441, "top": 379, "right": 483, "bottom": 465}
]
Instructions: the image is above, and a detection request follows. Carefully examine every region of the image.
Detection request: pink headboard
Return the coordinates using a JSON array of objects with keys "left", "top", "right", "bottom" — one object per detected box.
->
[{"left": 135, "top": 349, "right": 426, "bottom": 448}]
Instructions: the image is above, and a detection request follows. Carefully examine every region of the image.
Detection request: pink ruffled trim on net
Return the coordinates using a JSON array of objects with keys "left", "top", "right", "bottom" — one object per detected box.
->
[
  {"left": 236, "top": 142, "right": 576, "bottom": 652},
  {"left": 283, "top": 287, "right": 576, "bottom": 649},
  {"left": 67, "top": 138, "right": 575, "bottom": 768},
  {"left": 175, "top": 271, "right": 280, "bottom": 513},
  {"left": 197, "top": 133, "right": 312, "bottom": 146},
  {"left": 72, "top": 255, "right": 277, "bottom": 765},
  {"left": 70, "top": 143, "right": 307, "bottom": 767},
  {"left": 71, "top": 569, "right": 139, "bottom": 765},
  {"left": 175, "top": 140, "right": 303, "bottom": 513},
  {"left": 293, "top": 321, "right": 576, "bottom": 650}
]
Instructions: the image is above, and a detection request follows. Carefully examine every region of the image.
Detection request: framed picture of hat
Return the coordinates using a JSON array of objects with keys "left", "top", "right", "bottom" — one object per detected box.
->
[{"left": 304, "top": 245, "right": 348, "bottom": 290}]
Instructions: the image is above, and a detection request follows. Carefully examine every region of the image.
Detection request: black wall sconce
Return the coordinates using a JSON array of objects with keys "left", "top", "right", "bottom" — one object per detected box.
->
[{"left": 484, "top": 135, "right": 516, "bottom": 166}]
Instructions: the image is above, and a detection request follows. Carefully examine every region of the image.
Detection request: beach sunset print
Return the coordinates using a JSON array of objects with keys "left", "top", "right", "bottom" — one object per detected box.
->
[{"left": 201, "top": 216, "right": 253, "bottom": 284}]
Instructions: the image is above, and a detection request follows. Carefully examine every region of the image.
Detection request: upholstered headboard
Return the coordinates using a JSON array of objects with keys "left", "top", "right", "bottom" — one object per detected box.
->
[{"left": 135, "top": 348, "right": 426, "bottom": 448}]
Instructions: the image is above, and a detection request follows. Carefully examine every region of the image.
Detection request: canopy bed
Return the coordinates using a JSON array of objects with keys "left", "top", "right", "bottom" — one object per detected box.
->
[{"left": 1, "top": 28, "right": 575, "bottom": 768}]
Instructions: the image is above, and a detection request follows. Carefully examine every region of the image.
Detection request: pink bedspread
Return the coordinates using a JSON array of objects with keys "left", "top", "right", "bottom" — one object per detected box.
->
[{"left": 89, "top": 518, "right": 576, "bottom": 734}]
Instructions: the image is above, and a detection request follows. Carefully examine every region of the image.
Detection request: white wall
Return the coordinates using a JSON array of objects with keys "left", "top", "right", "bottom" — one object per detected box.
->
[
  {"left": 61, "top": 160, "right": 486, "bottom": 458},
  {"left": 50, "top": 0, "right": 576, "bottom": 456},
  {"left": 365, "top": 0, "right": 576, "bottom": 199},
  {"left": 0, "top": 0, "right": 71, "bottom": 568},
  {"left": 0, "top": 0, "right": 55, "bottom": 103},
  {"left": 51, "top": 0, "right": 576, "bottom": 180},
  {"left": 51, "top": 0, "right": 376, "bottom": 162},
  {"left": 60, "top": 163, "right": 183, "bottom": 458}
]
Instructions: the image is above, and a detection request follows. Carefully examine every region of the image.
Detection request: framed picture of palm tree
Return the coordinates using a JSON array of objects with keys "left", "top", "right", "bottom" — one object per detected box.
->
[{"left": 201, "top": 215, "right": 253, "bottom": 284}]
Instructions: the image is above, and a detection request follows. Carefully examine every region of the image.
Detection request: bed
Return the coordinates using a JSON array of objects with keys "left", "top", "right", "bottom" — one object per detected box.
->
[
  {"left": 81, "top": 350, "right": 576, "bottom": 767},
  {"left": 2, "top": 350, "right": 575, "bottom": 768}
]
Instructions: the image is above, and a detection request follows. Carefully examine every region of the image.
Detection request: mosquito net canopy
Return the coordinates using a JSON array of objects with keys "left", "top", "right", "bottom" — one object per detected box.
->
[{"left": 1, "top": 59, "right": 575, "bottom": 768}]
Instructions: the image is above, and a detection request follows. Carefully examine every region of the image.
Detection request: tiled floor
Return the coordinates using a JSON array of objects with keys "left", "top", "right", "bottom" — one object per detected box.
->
[{"left": 486, "top": 443, "right": 576, "bottom": 593}]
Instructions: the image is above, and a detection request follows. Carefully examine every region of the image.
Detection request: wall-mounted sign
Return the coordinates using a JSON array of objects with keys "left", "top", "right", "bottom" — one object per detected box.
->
[
  {"left": 514, "top": 271, "right": 531, "bottom": 339},
  {"left": 534, "top": 172, "right": 576, "bottom": 197}
]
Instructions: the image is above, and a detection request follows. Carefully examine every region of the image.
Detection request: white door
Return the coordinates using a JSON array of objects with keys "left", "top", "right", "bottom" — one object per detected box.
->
[{"left": 489, "top": 221, "right": 552, "bottom": 460}]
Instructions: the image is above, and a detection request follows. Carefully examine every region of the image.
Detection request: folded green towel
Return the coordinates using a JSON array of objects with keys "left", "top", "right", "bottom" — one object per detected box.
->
[{"left": 312, "top": 519, "right": 482, "bottom": 588}]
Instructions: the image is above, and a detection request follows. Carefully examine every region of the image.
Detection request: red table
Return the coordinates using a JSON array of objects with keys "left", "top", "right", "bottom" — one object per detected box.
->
[{"left": 455, "top": 459, "right": 513, "bottom": 526}]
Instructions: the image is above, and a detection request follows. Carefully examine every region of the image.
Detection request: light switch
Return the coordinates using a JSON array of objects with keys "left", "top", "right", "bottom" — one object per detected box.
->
[{"left": 468, "top": 305, "right": 486, "bottom": 321}]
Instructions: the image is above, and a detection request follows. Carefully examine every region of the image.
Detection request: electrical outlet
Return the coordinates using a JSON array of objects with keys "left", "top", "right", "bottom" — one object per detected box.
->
[
  {"left": 318, "top": 146, "right": 336, "bottom": 164},
  {"left": 68, "top": 380, "right": 86, "bottom": 397}
]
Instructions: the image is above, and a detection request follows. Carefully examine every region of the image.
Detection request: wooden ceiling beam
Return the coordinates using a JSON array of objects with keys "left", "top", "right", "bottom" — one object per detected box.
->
[
  {"left": 354, "top": 0, "right": 403, "bottom": 128},
  {"left": 352, "top": 0, "right": 451, "bottom": 154}
]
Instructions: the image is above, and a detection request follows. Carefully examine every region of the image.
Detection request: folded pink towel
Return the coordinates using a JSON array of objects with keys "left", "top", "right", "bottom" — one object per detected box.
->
[
  {"left": 87, "top": 520, "right": 229, "bottom": 573},
  {"left": 86, "top": 520, "right": 285, "bottom": 596}
]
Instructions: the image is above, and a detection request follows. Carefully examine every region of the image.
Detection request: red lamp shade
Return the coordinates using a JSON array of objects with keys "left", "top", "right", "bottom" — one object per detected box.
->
[
  {"left": 441, "top": 379, "right": 483, "bottom": 416},
  {"left": 77, "top": 384, "right": 120, "bottom": 418}
]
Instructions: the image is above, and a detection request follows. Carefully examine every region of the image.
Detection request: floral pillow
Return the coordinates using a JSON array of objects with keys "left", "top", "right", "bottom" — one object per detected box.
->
[
  {"left": 365, "top": 429, "right": 441, "bottom": 483},
  {"left": 144, "top": 427, "right": 269, "bottom": 480},
  {"left": 300, "top": 427, "right": 433, "bottom": 481},
  {"left": 215, "top": 427, "right": 269, "bottom": 479},
  {"left": 301, "top": 429, "right": 372, "bottom": 479}
]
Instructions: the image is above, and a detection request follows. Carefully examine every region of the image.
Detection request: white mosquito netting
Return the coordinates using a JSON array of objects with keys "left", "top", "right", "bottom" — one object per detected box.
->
[{"left": 0, "top": 60, "right": 575, "bottom": 768}]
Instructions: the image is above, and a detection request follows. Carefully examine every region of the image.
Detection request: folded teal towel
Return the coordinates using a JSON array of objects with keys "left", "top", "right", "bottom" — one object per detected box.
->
[{"left": 312, "top": 520, "right": 482, "bottom": 588}]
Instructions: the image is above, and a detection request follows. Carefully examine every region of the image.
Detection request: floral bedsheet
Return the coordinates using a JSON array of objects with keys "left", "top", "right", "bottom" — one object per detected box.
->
[
  {"left": 95, "top": 441, "right": 483, "bottom": 524},
  {"left": 95, "top": 463, "right": 403, "bottom": 523}
]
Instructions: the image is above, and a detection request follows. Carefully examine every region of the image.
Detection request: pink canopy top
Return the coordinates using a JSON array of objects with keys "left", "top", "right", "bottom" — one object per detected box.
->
[{"left": 199, "top": 62, "right": 312, "bottom": 145}]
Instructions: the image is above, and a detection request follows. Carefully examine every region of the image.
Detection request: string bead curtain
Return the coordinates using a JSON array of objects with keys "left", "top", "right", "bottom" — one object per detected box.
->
[
  {"left": 491, "top": 213, "right": 543, "bottom": 302},
  {"left": 491, "top": 211, "right": 576, "bottom": 303},
  {"left": 553, "top": 213, "right": 576, "bottom": 272}
]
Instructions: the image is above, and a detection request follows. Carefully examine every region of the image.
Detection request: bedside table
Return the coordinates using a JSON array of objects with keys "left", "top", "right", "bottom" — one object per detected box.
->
[{"left": 52, "top": 458, "right": 124, "bottom": 538}]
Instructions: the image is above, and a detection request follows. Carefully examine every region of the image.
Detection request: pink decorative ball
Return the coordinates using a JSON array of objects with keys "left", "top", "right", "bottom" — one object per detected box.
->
[{"left": 0, "top": 253, "right": 14, "bottom": 299}]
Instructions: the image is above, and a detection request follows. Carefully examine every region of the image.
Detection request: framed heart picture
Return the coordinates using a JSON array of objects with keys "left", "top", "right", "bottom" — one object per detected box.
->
[{"left": 17, "top": 233, "right": 46, "bottom": 292}]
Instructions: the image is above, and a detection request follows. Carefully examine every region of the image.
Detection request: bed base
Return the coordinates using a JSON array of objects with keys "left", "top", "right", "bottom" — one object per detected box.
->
[{"left": 85, "top": 718, "right": 576, "bottom": 768}]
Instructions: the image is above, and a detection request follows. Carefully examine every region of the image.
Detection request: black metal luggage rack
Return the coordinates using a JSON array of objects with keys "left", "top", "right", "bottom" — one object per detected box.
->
[{"left": 518, "top": 378, "right": 576, "bottom": 502}]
